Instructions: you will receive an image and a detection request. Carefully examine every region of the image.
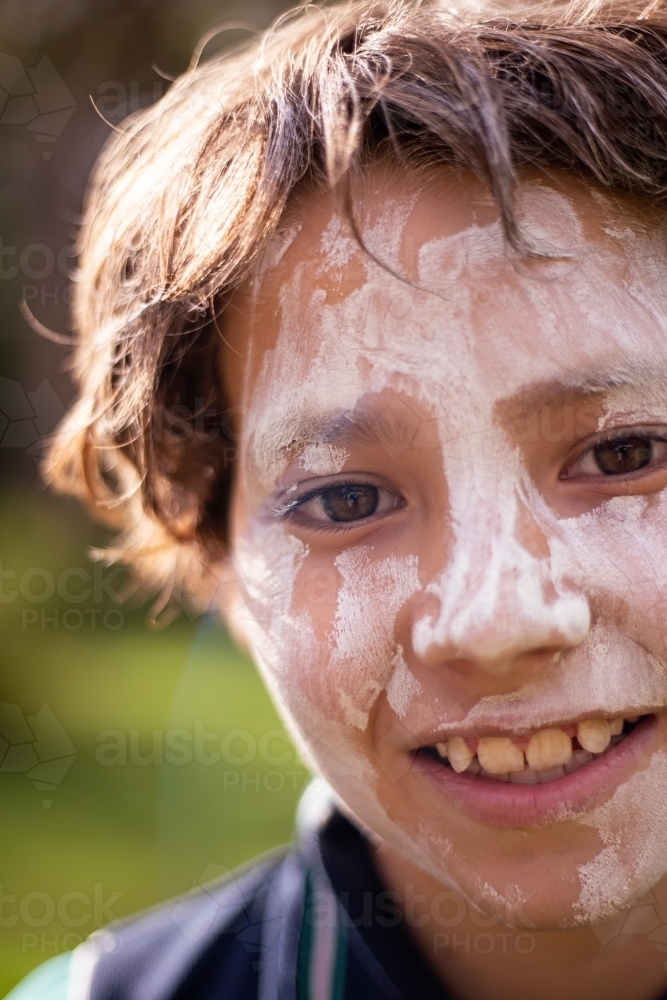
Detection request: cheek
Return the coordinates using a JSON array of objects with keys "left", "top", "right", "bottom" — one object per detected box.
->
[
  {"left": 288, "top": 545, "right": 422, "bottom": 732},
  {"left": 555, "top": 494, "right": 667, "bottom": 651},
  {"left": 232, "top": 522, "right": 312, "bottom": 714},
  {"left": 236, "top": 526, "right": 421, "bottom": 737}
]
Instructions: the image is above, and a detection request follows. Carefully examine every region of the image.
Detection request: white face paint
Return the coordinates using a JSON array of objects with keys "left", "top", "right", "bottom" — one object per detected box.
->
[
  {"left": 221, "top": 164, "right": 667, "bottom": 928},
  {"left": 573, "top": 750, "right": 667, "bottom": 925},
  {"left": 299, "top": 442, "right": 350, "bottom": 477}
]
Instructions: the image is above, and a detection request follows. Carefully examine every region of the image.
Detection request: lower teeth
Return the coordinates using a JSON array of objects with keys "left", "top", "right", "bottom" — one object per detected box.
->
[
  {"left": 469, "top": 755, "right": 589, "bottom": 784},
  {"left": 563, "top": 748, "right": 593, "bottom": 773}
]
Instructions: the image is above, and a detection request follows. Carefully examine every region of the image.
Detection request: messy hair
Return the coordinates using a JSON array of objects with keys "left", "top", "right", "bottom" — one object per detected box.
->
[{"left": 47, "top": 0, "right": 667, "bottom": 615}]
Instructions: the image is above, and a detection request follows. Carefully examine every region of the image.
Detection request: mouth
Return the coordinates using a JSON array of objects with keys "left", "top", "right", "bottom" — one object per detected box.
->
[
  {"left": 414, "top": 713, "right": 658, "bottom": 826},
  {"left": 422, "top": 714, "right": 641, "bottom": 783}
]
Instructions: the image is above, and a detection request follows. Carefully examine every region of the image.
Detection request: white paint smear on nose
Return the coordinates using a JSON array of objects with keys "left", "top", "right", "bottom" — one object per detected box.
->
[
  {"left": 407, "top": 190, "right": 590, "bottom": 675},
  {"left": 412, "top": 459, "right": 590, "bottom": 670}
]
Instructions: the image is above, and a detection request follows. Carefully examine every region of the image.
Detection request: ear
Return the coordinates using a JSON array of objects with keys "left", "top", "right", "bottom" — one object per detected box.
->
[{"left": 215, "top": 555, "right": 252, "bottom": 654}]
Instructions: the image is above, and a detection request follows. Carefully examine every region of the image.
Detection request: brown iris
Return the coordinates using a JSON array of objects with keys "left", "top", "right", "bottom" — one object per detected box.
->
[
  {"left": 321, "top": 484, "right": 379, "bottom": 522},
  {"left": 593, "top": 436, "right": 652, "bottom": 475}
]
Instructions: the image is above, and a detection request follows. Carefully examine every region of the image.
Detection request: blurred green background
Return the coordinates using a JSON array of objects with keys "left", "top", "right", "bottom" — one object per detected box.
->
[{"left": 0, "top": 0, "right": 301, "bottom": 993}]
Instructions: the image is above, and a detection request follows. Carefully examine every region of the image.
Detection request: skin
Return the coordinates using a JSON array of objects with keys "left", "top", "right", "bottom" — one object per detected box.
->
[{"left": 218, "top": 163, "right": 667, "bottom": 999}]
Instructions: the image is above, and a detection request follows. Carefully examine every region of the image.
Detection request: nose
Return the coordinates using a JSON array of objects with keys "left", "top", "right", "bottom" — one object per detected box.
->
[{"left": 412, "top": 489, "right": 590, "bottom": 675}]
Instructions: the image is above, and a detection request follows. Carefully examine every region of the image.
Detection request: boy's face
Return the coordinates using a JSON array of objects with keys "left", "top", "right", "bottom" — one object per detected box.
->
[{"left": 220, "top": 164, "right": 667, "bottom": 928}]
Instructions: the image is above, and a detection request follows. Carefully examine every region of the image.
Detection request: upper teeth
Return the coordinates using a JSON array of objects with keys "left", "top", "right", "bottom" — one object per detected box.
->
[
  {"left": 525, "top": 728, "right": 574, "bottom": 771},
  {"left": 478, "top": 736, "right": 524, "bottom": 774},
  {"left": 435, "top": 716, "right": 631, "bottom": 777}
]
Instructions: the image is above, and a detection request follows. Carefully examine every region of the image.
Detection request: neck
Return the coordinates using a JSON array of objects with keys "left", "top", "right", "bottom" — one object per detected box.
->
[{"left": 374, "top": 844, "right": 667, "bottom": 1000}]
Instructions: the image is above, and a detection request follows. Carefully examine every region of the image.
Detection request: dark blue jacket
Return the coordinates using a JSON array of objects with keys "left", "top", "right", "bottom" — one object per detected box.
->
[{"left": 5, "top": 781, "right": 448, "bottom": 1000}]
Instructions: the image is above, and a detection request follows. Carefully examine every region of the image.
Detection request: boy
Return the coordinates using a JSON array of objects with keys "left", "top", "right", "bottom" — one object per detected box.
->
[{"left": 11, "top": 0, "right": 667, "bottom": 997}]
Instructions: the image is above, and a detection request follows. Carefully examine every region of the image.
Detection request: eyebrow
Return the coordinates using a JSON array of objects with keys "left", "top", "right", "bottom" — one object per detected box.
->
[
  {"left": 247, "top": 396, "right": 423, "bottom": 483},
  {"left": 317, "top": 400, "right": 421, "bottom": 451},
  {"left": 503, "top": 365, "right": 667, "bottom": 411}
]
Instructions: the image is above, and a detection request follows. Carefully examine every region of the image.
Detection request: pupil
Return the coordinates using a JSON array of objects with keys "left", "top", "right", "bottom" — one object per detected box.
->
[
  {"left": 321, "top": 484, "right": 379, "bottom": 522},
  {"left": 594, "top": 437, "right": 652, "bottom": 475}
]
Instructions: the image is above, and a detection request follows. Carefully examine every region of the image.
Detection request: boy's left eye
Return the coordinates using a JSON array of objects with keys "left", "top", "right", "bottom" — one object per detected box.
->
[
  {"left": 566, "top": 434, "right": 667, "bottom": 478},
  {"left": 288, "top": 482, "right": 400, "bottom": 525},
  {"left": 591, "top": 436, "right": 653, "bottom": 475}
]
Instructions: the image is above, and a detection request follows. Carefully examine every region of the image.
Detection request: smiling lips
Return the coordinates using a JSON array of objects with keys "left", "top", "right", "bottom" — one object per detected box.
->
[{"left": 431, "top": 715, "right": 641, "bottom": 784}]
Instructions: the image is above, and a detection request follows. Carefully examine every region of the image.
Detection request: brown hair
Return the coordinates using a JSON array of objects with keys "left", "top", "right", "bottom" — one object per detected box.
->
[{"left": 47, "top": 0, "right": 667, "bottom": 615}]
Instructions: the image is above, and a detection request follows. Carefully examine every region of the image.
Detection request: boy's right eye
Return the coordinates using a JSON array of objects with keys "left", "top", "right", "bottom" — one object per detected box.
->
[
  {"left": 317, "top": 483, "right": 379, "bottom": 521},
  {"left": 282, "top": 480, "right": 402, "bottom": 526}
]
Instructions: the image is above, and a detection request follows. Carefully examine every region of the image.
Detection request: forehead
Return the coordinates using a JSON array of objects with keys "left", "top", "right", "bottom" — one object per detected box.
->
[{"left": 221, "top": 164, "right": 667, "bottom": 474}]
